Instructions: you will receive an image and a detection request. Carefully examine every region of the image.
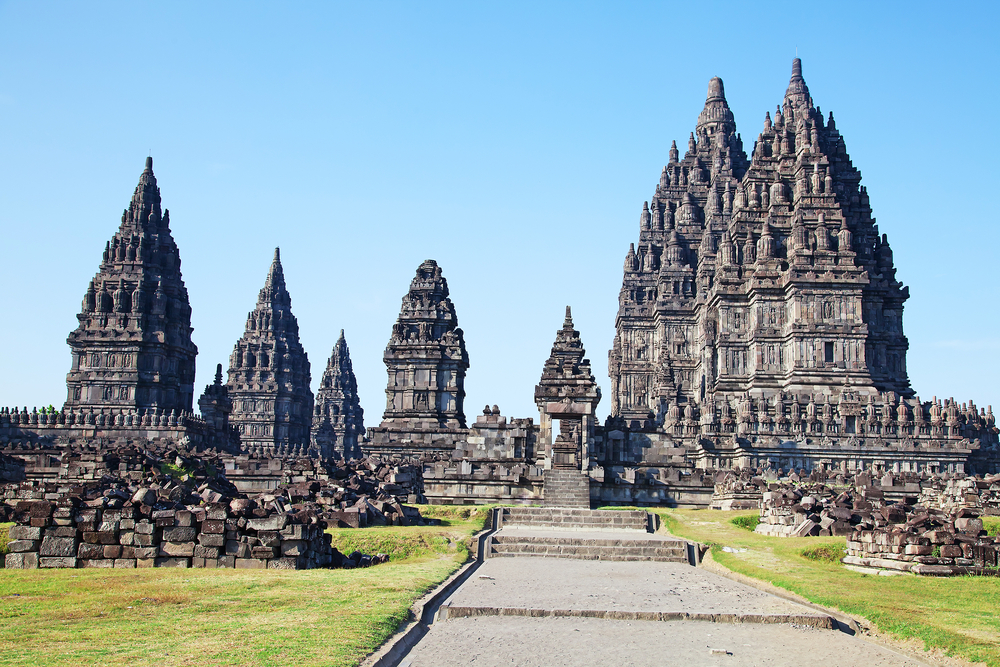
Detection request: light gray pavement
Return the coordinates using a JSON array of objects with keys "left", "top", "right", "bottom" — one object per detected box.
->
[
  {"left": 403, "top": 616, "right": 927, "bottom": 667},
  {"left": 445, "top": 558, "right": 816, "bottom": 616},
  {"left": 396, "top": 532, "right": 928, "bottom": 667}
]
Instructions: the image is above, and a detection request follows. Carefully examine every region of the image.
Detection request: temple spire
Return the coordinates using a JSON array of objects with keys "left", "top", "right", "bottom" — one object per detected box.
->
[{"left": 784, "top": 57, "right": 812, "bottom": 109}]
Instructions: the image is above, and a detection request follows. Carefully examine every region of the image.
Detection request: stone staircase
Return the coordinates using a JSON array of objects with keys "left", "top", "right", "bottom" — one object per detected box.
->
[
  {"left": 542, "top": 469, "right": 591, "bottom": 508},
  {"left": 501, "top": 507, "right": 650, "bottom": 531},
  {"left": 488, "top": 507, "right": 691, "bottom": 563}
]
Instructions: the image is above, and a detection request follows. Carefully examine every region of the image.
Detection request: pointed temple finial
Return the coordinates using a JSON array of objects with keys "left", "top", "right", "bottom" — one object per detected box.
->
[
  {"left": 338, "top": 328, "right": 345, "bottom": 342},
  {"left": 564, "top": 305, "right": 573, "bottom": 327},
  {"left": 784, "top": 57, "right": 811, "bottom": 108},
  {"left": 274, "top": 247, "right": 281, "bottom": 263},
  {"left": 144, "top": 156, "right": 153, "bottom": 173},
  {"left": 706, "top": 76, "right": 725, "bottom": 103},
  {"left": 215, "top": 363, "right": 223, "bottom": 385}
]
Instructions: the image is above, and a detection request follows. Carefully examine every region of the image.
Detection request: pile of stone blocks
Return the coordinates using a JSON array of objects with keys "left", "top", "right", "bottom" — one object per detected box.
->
[
  {"left": 710, "top": 472, "right": 765, "bottom": 510},
  {"left": 843, "top": 505, "right": 999, "bottom": 575},
  {"left": 5, "top": 494, "right": 336, "bottom": 570},
  {"left": 754, "top": 484, "right": 860, "bottom": 537}
]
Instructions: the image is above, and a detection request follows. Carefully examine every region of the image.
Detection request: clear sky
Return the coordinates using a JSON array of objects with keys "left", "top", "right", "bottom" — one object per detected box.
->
[{"left": 0, "top": 2, "right": 997, "bottom": 425}]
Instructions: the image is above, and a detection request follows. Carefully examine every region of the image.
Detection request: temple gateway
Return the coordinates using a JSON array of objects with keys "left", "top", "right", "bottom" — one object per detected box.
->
[{"left": 2, "top": 60, "right": 997, "bottom": 510}]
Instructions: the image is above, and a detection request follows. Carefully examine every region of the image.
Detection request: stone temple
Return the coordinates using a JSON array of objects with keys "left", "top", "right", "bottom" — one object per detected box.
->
[
  {"left": 226, "top": 249, "right": 314, "bottom": 457},
  {"left": 66, "top": 157, "right": 198, "bottom": 415},
  {"left": 311, "top": 330, "right": 365, "bottom": 460},
  {"left": 1, "top": 59, "right": 998, "bottom": 513}
]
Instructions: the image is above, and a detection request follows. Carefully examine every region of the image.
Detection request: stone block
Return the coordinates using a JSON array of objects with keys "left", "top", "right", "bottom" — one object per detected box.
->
[
  {"left": 133, "top": 546, "right": 157, "bottom": 559},
  {"left": 203, "top": 558, "right": 219, "bottom": 568},
  {"left": 280, "top": 540, "right": 308, "bottom": 557},
  {"left": 175, "top": 511, "right": 193, "bottom": 527},
  {"left": 9, "top": 525, "right": 42, "bottom": 541},
  {"left": 5, "top": 552, "right": 39, "bottom": 569},
  {"left": 247, "top": 514, "right": 288, "bottom": 532},
  {"left": 82, "top": 559, "right": 114, "bottom": 568},
  {"left": 162, "top": 527, "right": 196, "bottom": 542},
  {"left": 8, "top": 539, "right": 40, "bottom": 553},
  {"left": 941, "top": 545, "right": 963, "bottom": 558},
  {"left": 206, "top": 503, "right": 228, "bottom": 521},
  {"left": 225, "top": 540, "right": 251, "bottom": 558},
  {"left": 191, "top": 557, "right": 206, "bottom": 568},
  {"left": 119, "top": 531, "right": 135, "bottom": 546},
  {"left": 103, "top": 545, "right": 122, "bottom": 559},
  {"left": 258, "top": 531, "right": 281, "bottom": 547},
  {"left": 160, "top": 542, "right": 196, "bottom": 558},
  {"left": 194, "top": 545, "right": 219, "bottom": 559},
  {"left": 83, "top": 531, "right": 117, "bottom": 545},
  {"left": 905, "top": 544, "right": 933, "bottom": 556},
  {"left": 40, "top": 536, "right": 77, "bottom": 557},
  {"left": 235, "top": 558, "right": 267, "bottom": 569},
  {"left": 135, "top": 522, "right": 156, "bottom": 535},
  {"left": 40, "top": 557, "right": 77, "bottom": 568},
  {"left": 198, "top": 533, "right": 225, "bottom": 548},
  {"left": 51, "top": 526, "right": 77, "bottom": 538},
  {"left": 200, "top": 520, "right": 225, "bottom": 534},
  {"left": 251, "top": 546, "right": 277, "bottom": 559},
  {"left": 114, "top": 559, "right": 136, "bottom": 569},
  {"left": 955, "top": 518, "right": 983, "bottom": 535},
  {"left": 268, "top": 557, "right": 303, "bottom": 570},
  {"left": 78, "top": 543, "right": 105, "bottom": 559},
  {"left": 155, "top": 557, "right": 190, "bottom": 568},
  {"left": 134, "top": 533, "right": 155, "bottom": 546},
  {"left": 217, "top": 555, "right": 236, "bottom": 568},
  {"left": 120, "top": 519, "right": 136, "bottom": 531},
  {"left": 136, "top": 558, "right": 156, "bottom": 568},
  {"left": 121, "top": 546, "right": 137, "bottom": 559}
]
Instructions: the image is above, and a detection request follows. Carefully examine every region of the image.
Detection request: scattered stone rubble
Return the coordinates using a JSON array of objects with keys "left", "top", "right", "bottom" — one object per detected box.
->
[
  {"left": 754, "top": 483, "right": 860, "bottom": 537},
  {"left": 2, "top": 447, "right": 430, "bottom": 569}
]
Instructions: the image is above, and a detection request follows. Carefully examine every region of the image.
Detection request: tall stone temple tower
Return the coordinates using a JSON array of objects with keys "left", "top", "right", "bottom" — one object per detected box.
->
[
  {"left": 226, "top": 249, "right": 314, "bottom": 456},
  {"left": 311, "top": 330, "right": 365, "bottom": 460},
  {"left": 609, "top": 59, "right": 912, "bottom": 425},
  {"left": 65, "top": 157, "right": 198, "bottom": 414},
  {"left": 369, "top": 260, "right": 470, "bottom": 456}
]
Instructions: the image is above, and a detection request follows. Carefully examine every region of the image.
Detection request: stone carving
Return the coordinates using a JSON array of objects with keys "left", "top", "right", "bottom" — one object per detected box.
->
[
  {"left": 311, "top": 330, "right": 365, "bottom": 460},
  {"left": 226, "top": 249, "right": 314, "bottom": 458},
  {"left": 65, "top": 157, "right": 197, "bottom": 415}
]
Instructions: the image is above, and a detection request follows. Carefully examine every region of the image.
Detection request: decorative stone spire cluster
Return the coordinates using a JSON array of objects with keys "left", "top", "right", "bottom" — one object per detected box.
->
[
  {"left": 226, "top": 249, "right": 314, "bottom": 457},
  {"left": 311, "top": 330, "right": 365, "bottom": 460},
  {"left": 610, "top": 59, "right": 912, "bottom": 426},
  {"left": 65, "top": 157, "right": 198, "bottom": 415},
  {"left": 370, "top": 260, "right": 469, "bottom": 456}
]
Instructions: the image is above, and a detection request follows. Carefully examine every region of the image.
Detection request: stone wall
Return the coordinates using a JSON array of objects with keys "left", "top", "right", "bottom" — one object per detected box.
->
[{"left": 5, "top": 498, "right": 334, "bottom": 570}]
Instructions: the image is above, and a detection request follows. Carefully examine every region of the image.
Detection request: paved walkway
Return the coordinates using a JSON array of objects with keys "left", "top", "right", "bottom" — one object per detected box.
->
[{"left": 398, "top": 533, "right": 930, "bottom": 667}]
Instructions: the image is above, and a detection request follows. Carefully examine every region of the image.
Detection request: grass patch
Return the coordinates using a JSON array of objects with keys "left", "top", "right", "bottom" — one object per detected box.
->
[
  {"left": 730, "top": 514, "right": 760, "bottom": 531},
  {"left": 800, "top": 544, "right": 844, "bottom": 563},
  {"left": 0, "top": 522, "right": 12, "bottom": 559},
  {"left": 984, "top": 516, "right": 1000, "bottom": 537},
  {"left": 0, "top": 510, "right": 488, "bottom": 666},
  {"left": 657, "top": 508, "right": 1000, "bottom": 666}
]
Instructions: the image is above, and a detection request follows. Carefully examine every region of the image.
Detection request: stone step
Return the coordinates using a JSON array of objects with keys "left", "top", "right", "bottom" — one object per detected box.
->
[
  {"left": 489, "top": 535, "right": 688, "bottom": 562},
  {"left": 501, "top": 507, "right": 650, "bottom": 532}
]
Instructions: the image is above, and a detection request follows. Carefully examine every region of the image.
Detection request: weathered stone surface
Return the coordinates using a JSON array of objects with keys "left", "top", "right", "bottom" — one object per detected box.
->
[
  {"left": 247, "top": 513, "right": 287, "bottom": 532},
  {"left": 40, "top": 536, "right": 77, "bottom": 557},
  {"left": 5, "top": 552, "right": 39, "bottom": 569},
  {"left": 40, "top": 557, "right": 77, "bottom": 568},
  {"left": 235, "top": 558, "right": 267, "bottom": 569},
  {"left": 162, "top": 527, "right": 196, "bottom": 542},
  {"left": 160, "top": 542, "right": 195, "bottom": 557}
]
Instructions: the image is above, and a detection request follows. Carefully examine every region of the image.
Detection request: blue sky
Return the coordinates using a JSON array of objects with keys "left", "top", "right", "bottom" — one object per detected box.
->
[{"left": 0, "top": 2, "right": 997, "bottom": 423}]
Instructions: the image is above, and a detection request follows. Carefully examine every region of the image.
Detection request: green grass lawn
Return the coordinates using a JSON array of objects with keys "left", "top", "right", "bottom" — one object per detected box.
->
[
  {"left": 657, "top": 507, "right": 1000, "bottom": 666},
  {"left": 0, "top": 508, "right": 489, "bottom": 667}
]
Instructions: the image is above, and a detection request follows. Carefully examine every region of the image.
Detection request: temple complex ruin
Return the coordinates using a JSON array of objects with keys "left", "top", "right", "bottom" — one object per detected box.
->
[{"left": 1, "top": 60, "right": 998, "bottom": 527}]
